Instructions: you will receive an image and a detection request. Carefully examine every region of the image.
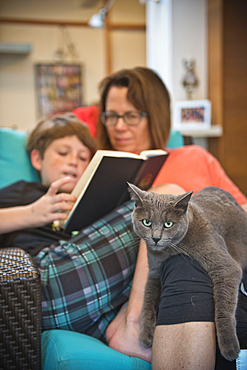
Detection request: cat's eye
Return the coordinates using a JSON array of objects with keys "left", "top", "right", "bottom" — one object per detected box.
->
[
  {"left": 142, "top": 219, "right": 152, "bottom": 227},
  {"left": 164, "top": 221, "right": 173, "bottom": 228}
]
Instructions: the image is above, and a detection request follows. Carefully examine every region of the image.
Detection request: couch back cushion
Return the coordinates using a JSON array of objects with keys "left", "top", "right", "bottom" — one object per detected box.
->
[{"left": 0, "top": 128, "right": 40, "bottom": 189}]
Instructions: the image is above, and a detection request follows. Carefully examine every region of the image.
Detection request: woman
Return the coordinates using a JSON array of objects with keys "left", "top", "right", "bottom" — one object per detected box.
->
[
  {"left": 97, "top": 67, "right": 246, "bottom": 207},
  {"left": 97, "top": 67, "right": 247, "bottom": 369}
]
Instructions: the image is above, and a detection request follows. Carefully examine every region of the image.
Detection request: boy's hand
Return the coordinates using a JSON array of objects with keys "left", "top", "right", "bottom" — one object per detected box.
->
[{"left": 29, "top": 177, "right": 77, "bottom": 228}]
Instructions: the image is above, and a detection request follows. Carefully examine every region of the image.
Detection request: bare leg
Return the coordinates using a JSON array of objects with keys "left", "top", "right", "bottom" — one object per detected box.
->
[{"left": 152, "top": 322, "right": 216, "bottom": 370}]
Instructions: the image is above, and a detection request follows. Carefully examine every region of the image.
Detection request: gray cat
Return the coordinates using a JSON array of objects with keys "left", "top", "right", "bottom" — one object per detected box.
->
[{"left": 128, "top": 183, "right": 247, "bottom": 361}]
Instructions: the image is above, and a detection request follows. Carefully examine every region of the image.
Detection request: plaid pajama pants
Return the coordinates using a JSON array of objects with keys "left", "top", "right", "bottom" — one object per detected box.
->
[{"left": 34, "top": 201, "right": 138, "bottom": 342}]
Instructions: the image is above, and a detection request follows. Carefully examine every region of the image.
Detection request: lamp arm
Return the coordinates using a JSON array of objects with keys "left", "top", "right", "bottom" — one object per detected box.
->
[{"left": 103, "top": 0, "right": 115, "bottom": 14}]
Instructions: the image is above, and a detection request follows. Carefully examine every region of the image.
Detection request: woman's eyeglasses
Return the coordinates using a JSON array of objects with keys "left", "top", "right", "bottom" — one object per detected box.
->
[{"left": 100, "top": 111, "right": 147, "bottom": 128}]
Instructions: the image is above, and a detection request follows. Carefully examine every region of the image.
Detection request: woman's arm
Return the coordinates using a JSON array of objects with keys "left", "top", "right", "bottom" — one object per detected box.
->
[
  {"left": 242, "top": 203, "right": 247, "bottom": 213},
  {"left": 106, "top": 237, "right": 152, "bottom": 362},
  {"left": 0, "top": 177, "right": 76, "bottom": 234}
]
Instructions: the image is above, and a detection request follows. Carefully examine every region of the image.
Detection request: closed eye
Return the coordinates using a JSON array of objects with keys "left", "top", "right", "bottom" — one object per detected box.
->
[{"left": 58, "top": 151, "right": 68, "bottom": 156}]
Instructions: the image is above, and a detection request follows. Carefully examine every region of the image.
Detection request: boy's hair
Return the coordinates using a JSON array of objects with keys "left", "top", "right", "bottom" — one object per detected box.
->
[
  {"left": 97, "top": 67, "right": 171, "bottom": 150},
  {"left": 26, "top": 113, "right": 97, "bottom": 159}
]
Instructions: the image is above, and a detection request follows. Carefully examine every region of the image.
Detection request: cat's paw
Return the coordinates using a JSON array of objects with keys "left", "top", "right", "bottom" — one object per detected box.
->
[
  {"left": 139, "top": 323, "right": 155, "bottom": 348},
  {"left": 219, "top": 336, "right": 240, "bottom": 361},
  {"left": 217, "top": 316, "right": 240, "bottom": 361}
]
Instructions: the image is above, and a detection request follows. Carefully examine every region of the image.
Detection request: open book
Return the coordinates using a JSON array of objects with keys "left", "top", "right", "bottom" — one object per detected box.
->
[{"left": 61, "top": 149, "right": 168, "bottom": 233}]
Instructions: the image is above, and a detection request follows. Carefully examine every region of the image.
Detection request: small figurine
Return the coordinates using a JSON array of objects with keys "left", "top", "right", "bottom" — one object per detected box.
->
[{"left": 182, "top": 59, "right": 199, "bottom": 100}]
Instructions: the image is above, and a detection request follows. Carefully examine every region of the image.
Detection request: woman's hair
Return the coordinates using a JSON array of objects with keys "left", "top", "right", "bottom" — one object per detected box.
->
[
  {"left": 97, "top": 67, "right": 171, "bottom": 150},
  {"left": 26, "top": 113, "right": 97, "bottom": 159}
]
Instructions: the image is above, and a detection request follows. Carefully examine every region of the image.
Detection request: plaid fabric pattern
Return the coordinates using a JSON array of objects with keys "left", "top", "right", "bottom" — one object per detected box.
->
[{"left": 34, "top": 201, "right": 138, "bottom": 341}]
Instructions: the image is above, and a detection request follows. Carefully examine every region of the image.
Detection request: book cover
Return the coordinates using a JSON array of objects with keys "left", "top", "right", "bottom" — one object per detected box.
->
[{"left": 62, "top": 149, "right": 168, "bottom": 233}]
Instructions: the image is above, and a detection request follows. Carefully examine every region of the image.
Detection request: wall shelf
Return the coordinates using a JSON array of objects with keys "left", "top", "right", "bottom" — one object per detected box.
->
[
  {"left": 0, "top": 43, "right": 32, "bottom": 54},
  {"left": 178, "top": 125, "right": 222, "bottom": 150},
  {"left": 179, "top": 125, "right": 223, "bottom": 138}
]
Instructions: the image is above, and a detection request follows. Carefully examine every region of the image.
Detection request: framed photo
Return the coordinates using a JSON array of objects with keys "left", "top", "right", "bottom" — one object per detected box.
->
[
  {"left": 173, "top": 99, "right": 211, "bottom": 131},
  {"left": 35, "top": 63, "right": 83, "bottom": 118}
]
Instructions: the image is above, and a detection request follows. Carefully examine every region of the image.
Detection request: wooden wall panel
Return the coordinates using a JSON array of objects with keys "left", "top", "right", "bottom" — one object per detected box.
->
[
  {"left": 208, "top": 0, "right": 247, "bottom": 196},
  {"left": 208, "top": 0, "right": 223, "bottom": 129}
]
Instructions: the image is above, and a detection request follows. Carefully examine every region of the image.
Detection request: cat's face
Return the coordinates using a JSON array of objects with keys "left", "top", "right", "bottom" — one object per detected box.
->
[{"left": 128, "top": 183, "right": 193, "bottom": 253}]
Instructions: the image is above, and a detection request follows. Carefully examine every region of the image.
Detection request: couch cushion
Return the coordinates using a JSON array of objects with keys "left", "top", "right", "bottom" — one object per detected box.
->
[
  {"left": 41, "top": 330, "right": 151, "bottom": 370},
  {"left": 0, "top": 128, "right": 40, "bottom": 189},
  {"left": 166, "top": 130, "right": 184, "bottom": 149}
]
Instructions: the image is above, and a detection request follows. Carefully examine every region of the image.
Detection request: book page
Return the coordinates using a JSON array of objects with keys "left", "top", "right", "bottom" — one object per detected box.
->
[{"left": 139, "top": 149, "right": 167, "bottom": 159}]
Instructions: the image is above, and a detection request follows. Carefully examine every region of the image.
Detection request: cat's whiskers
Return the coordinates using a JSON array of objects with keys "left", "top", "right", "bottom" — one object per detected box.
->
[{"left": 168, "top": 241, "right": 192, "bottom": 259}]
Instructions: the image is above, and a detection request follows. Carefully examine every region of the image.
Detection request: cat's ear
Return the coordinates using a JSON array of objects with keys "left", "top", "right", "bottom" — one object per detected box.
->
[
  {"left": 174, "top": 191, "right": 193, "bottom": 213},
  {"left": 127, "top": 182, "right": 146, "bottom": 207}
]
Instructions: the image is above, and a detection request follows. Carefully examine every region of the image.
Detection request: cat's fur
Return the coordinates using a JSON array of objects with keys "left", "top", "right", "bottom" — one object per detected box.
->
[{"left": 128, "top": 183, "right": 247, "bottom": 361}]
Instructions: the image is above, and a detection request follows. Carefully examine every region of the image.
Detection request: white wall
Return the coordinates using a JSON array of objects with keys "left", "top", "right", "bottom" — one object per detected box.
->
[
  {"left": 172, "top": 0, "right": 207, "bottom": 102},
  {"left": 146, "top": 0, "right": 208, "bottom": 124}
]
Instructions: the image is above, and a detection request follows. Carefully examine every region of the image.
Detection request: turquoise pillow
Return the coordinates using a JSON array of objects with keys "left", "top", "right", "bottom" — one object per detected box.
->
[
  {"left": 42, "top": 330, "right": 151, "bottom": 370},
  {"left": 166, "top": 130, "right": 184, "bottom": 148},
  {"left": 0, "top": 128, "right": 40, "bottom": 189}
]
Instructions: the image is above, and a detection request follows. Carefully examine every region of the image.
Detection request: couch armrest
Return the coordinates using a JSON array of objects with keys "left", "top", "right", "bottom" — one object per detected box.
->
[{"left": 0, "top": 248, "right": 42, "bottom": 370}]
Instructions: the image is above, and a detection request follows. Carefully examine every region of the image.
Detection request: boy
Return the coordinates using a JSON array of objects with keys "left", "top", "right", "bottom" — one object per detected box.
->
[
  {"left": 0, "top": 113, "right": 96, "bottom": 255},
  {"left": 0, "top": 112, "right": 142, "bottom": 342}
]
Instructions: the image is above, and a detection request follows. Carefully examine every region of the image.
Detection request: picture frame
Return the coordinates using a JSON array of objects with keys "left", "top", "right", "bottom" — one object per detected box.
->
[
  {"left": 35, "top": 63, "right": 83, "bottom": 118},
  {"left": 173, "top": 99, "right": 211, "bottom": 131}
]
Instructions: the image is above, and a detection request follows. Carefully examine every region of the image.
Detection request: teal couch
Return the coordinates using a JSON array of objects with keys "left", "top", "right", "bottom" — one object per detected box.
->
[{"left": 0, "top": 127, "right": 183, "bottom": 370}]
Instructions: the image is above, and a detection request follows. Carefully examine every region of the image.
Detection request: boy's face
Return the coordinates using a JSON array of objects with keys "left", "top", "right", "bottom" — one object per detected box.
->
[{"left": 31, "top": 135, "right": 92, "bottom": 193}]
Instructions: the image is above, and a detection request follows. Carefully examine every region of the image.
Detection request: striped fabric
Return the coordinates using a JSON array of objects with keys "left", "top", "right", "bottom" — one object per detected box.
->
[{"left": 34, "top": 201, "right": 138, "bottom": 342}]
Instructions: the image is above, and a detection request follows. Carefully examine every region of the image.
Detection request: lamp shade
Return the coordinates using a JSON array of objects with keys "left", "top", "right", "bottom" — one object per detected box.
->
[{"left": 88, "top": 13, "right": 104, "bottom": 28}]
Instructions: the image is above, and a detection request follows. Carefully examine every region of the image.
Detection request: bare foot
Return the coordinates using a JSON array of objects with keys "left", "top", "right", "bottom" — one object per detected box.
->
[{"left": 106, "top": 302, "right": 152, "bottom": 363}]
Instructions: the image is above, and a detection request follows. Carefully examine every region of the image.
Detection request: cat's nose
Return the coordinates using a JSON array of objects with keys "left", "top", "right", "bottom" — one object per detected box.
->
[{"left": 153, "top": 238, "right": 160, "bottom": 244}]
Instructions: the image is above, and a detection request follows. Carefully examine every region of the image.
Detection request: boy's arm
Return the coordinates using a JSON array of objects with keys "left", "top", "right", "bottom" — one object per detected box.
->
[{"left": 0, "top": 177, "right": 76, "bottom": 234}]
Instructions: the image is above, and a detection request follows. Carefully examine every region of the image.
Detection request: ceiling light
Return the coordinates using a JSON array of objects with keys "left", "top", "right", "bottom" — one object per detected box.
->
[
  {"left": 88, "top": 0, "right": 115, "bottom": 28},
  {"left": 139, "top": 0, "right": 160, "bottom": 3}
]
